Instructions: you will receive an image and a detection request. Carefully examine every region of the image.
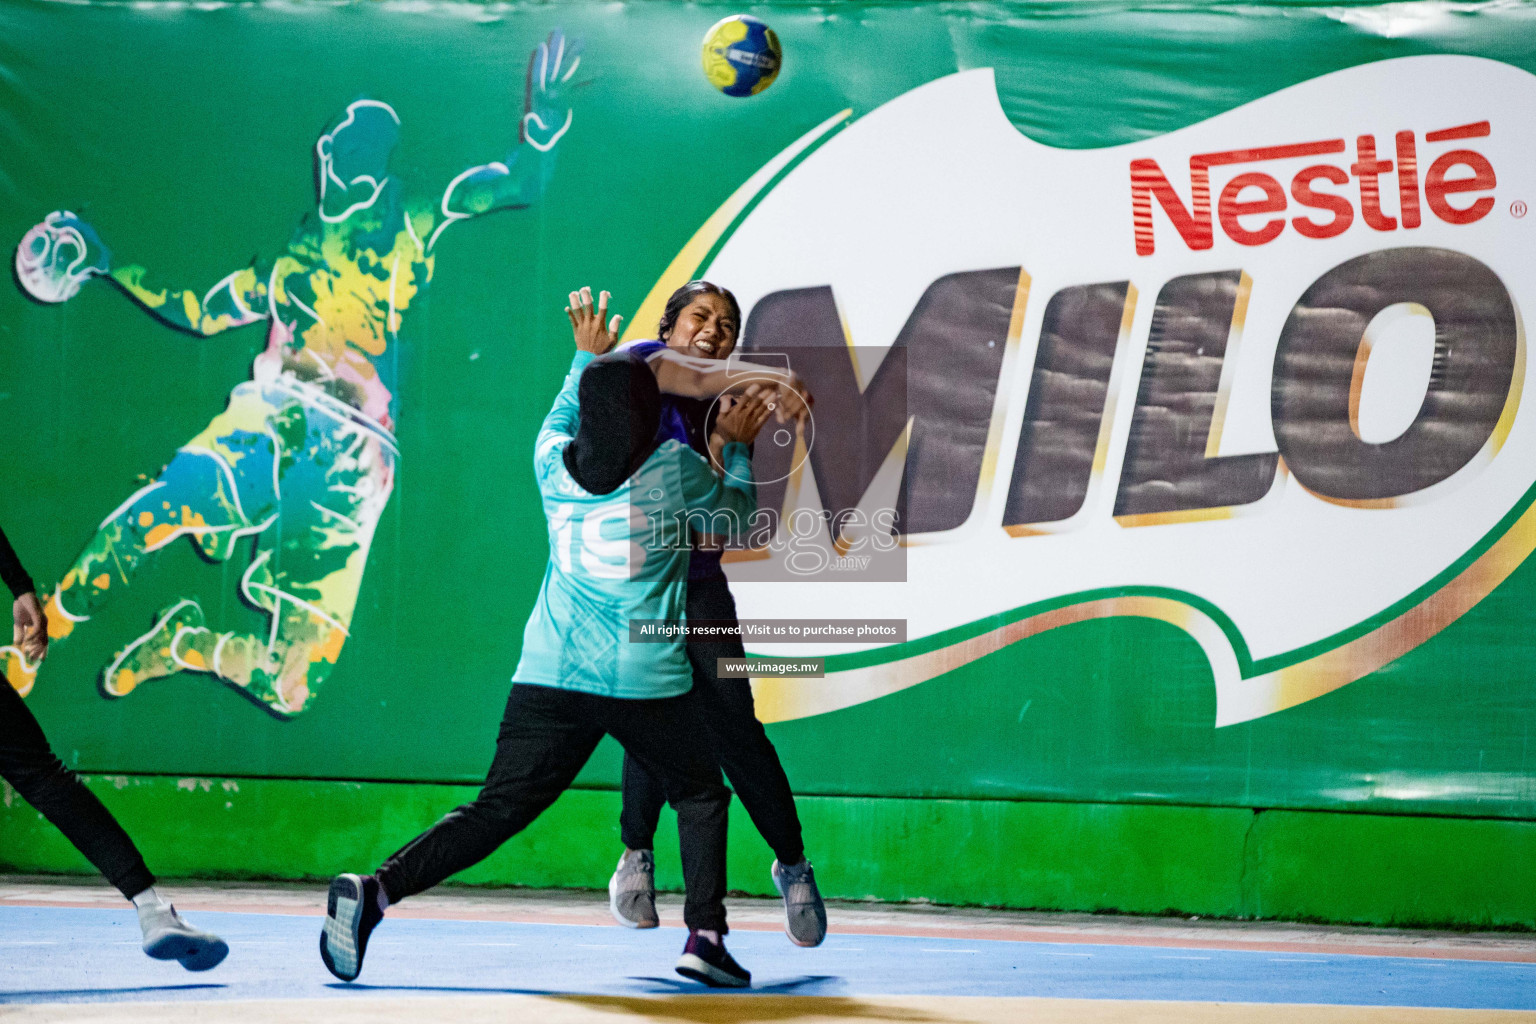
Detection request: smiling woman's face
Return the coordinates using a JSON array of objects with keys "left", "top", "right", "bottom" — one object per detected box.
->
[{"left": 665, "top": 293, "right": 739, "bottom": 360}]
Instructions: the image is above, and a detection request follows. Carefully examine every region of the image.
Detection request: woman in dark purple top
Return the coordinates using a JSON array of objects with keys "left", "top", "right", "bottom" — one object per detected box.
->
[{"left": 596, "top": 281, "right": 828, "bottom": 947}]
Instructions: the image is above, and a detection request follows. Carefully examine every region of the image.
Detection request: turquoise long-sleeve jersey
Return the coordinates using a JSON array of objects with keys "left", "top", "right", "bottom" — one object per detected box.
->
[{"left": 510, "top": 351, "right": 757, "bottom": 699}]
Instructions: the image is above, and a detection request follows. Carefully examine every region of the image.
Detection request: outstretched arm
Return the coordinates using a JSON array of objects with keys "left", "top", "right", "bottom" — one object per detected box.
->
[
  {"left": 15, "top": 210, "right": 268, "bottom": 336},
  {"left": 432, "top": 29, "right": 581, "bottom": 250},
  {"left": 109, "top": 261, "right": 269, "bottom": 336},
  {"left": 561, "top": 285, "right": 812, "bottom": 422},
  {"left": 649, "top": 349, "right": 813, "bottom": 423},
  {"left": 534, "top": 349, "right": 597, "bottom": 487},
  {"left": 535, "top": 296, "right": 616, "bottom": 486}
]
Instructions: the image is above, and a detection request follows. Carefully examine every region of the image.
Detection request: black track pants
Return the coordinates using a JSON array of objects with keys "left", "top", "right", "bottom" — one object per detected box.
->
[
  {"left": 619, "top": 577, "right": 805, "bottom": 866},
  {"left": 0, "top": 681, "right": 155, "bottom": 899},
  {"left": 377, "top": 682, "right": 732, "bottom": 933}
]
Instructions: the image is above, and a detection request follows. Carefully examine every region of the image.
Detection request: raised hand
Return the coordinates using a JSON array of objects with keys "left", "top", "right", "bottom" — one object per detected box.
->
[
  {"left": 522, "top": 29, "right": 582, "bottom": 153},
  {"left": 15, "top": 211, "right": 111, "bottom": 304},
  {"left": 566, "top": 286, "right": 623, "bottom": 354}
]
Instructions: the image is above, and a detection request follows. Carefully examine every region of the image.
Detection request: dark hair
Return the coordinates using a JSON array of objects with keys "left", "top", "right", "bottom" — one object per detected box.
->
[
  {"left": 656, "top": 280, "right": 741, "bottom": 342},
  {"left": 562, "top": 351, "right": 663, "bottom": 496}
]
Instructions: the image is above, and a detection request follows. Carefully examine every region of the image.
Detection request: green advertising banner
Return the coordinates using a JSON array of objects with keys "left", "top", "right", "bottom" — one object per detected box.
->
[{"left": 2, "top": 0, "right": 1534, "bottom": 838}]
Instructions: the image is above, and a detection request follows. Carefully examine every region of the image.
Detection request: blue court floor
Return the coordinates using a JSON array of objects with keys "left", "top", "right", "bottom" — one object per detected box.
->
[{"left": 3, "top": 904, "right": 1534, "bottom": 1014}]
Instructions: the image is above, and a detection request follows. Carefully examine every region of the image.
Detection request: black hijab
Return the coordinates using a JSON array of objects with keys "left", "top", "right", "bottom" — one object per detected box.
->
[{"left": 562, "top": 351, "right": 663, "bottom": 496}]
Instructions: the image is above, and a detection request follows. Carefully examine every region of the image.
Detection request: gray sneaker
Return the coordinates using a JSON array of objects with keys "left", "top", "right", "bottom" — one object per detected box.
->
[
  {"left": 771, "top": 858, "right": 827, "bottom": 947},
  {"left": 138, "top": 902, "right": 228, "bottom": 971},
  {"left": 609, "top": 849, "right": 659, "bottom": 928}
]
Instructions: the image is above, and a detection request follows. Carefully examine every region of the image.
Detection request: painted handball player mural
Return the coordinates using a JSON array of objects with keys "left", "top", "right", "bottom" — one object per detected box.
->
[{"left": 4, "top": 31, "right": 582, "bottom": 717}]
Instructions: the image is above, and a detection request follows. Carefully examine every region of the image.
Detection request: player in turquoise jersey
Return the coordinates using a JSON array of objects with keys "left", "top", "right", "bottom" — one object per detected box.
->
[{"left": 319, "top": 290, "right": 775, "bottom": 988}]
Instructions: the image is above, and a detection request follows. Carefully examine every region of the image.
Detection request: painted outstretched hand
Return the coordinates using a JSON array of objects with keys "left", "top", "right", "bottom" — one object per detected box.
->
[
  {"left": 15, "top": 211, "right": 111, "bottom": 304},
  {"left": 522, "top": 29, "right": 581, "bottom": 153},
  {"left": 566, "top": 286, "right": 623, "bottom": 354}
]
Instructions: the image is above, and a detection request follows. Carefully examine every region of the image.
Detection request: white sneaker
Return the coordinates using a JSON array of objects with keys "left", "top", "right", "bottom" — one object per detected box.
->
[{"left": 139, "top": 901, "right": 228, "bottom": 971}]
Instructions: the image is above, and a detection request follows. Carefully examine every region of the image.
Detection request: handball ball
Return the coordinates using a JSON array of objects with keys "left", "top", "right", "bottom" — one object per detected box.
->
[{"left": 701, "top": 15, "right": 782, "bottom": 97}]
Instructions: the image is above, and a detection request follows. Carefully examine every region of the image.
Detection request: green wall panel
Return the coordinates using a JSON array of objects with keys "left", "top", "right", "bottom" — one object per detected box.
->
[
  {"left": 1246, "top": 810, "right": 1536, "bottom": 929},
  {"left": 6, "top": 774, "right": 1531, "bottom": 928}
]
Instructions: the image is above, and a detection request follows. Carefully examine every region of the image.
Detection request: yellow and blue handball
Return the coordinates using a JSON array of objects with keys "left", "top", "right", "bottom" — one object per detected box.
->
[{"left": 701, "top": 15, "right": 782, "bottom": 97}]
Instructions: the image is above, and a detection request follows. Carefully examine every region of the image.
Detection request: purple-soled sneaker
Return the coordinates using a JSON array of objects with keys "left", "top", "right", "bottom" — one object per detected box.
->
[{"left": 675, "top": 929, "right": 750, "bottom": 988}]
